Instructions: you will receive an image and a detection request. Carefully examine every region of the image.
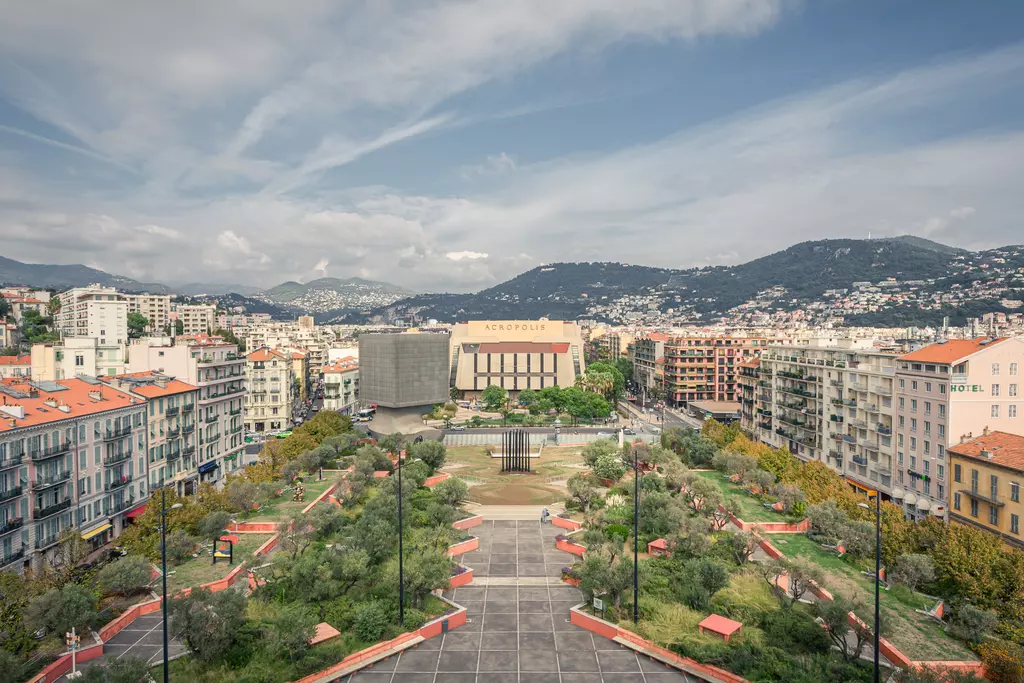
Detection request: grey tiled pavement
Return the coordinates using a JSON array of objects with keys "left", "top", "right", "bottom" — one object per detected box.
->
[
  {"left": 57, "top": 612, "right": 187, "bottom": 682},
  {"left": 344, "top": 519, "right": 695, "bottom": 683}
]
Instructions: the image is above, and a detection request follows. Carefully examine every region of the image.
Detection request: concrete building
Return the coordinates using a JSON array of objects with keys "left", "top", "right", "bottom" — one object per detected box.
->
[
  {"left": 948, "top": 430, "right": 1024, "bottom": 548},
  {"left": 54, "top": 286, "right": 128, "bottom": 345},
  {"left": 244, "top": 347, "right": 294, "bottom": 433},
  {"left": 360, "top": 332, "right": 449, "bottom": 437},
  {"left": 663, "top": 337, "right": 780, "bottom": 406},
  {"left": 449, "top": 321, "right": 585, "bottom": 399},
  {"left": 127, "top": 335, "right": 245, "bottom": 484},
  {"left": 31, "top": 338, "right": 127, "bottom": 380},
  {"left": 238, "top": 321, "right": 334, "bottom": 380},
  {"left": 0, "top": 355, "right": 31, "bottom": 380},
  {"left": 284, "top": 348, "right": 311, "bottom": 402},
  {"left": 323, "top": 357, "right": 359, "bottom": 414},
  {"left": 630, "top": 333, "right": 667, "bottom": 398},
  {"left": 100, "top": 373, "right": 199, "bottom": 497},
  {"left": 593, "top": 330, "right": 634, "bottom": 360},
  {"left": 894, "top": 336, "right": 1024, "bottom": 520},
  {"left": 2, "top": 320, "right": 19, "bottom": 350},
  {"left": 0, "top": 377, "right": 148, "bottom": 573},
  {"left": 172, "top": 304, "right": 216, "bottom": 336},
  {"left": 124, "top": 294, "right": 171, "bottom": 332}
]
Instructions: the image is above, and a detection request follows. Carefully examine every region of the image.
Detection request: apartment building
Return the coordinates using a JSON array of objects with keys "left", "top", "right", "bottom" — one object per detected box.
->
[
  {"left": 948, "top": 430, "right": 1024, "bottom": 549},
  {"left": 101, "top": 373, "right": 199, "bottom": 497},
  {"left": 323, "top": 357, "right": 359, "bottom": 414},
  {"left": 449, "top": 321, "right": 584, "bottom": 398},
  {"left": 894, "top": 336, "right": 1024, "bottom": 520},
  {"left": 737, "top": 358, "right": 762, "bottom": 434},
  {"left": 0, "top": 355, "right": 31, "bottom": 380},
  {"left": 284, "top": 348, "right": 311, "bottom": 401},
  {"left": 663, "top": 337, "right": 779, "bottom": 406},
  {"left": 2, "top": 321, "right": 18, "bottom": 350},
  {"left": 127, "top": 335, "right": 245, "bottom": 485},
  {"left": 239, "top": 322, "right": 333, "bottom": 379},
  {"left": 124, "top": 294, "right": 171, "bottom": 332},
  {"left": 244, "top": 348, "right": 295, "bottom": 433},
  {"left": 0, "top": 377, "right": 148, "bottom": 573},
  {"left": 592, "top": 330, "right": 634, "bottom": 360},
  {"left": 54, "top": 286, "right": 128, "bottom": 345},
  {"left": 172, "top": 304, "right": 216, "bottom": 337},
  {"left": 31, "top": 337, "right": 126, "bottom": 380},
  {"left": 629, "top": 333, "right": 667, "bottom": 397}
]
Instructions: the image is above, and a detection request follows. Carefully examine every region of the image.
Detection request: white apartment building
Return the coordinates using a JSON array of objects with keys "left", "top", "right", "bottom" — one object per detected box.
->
[
  {"left": 893, "top": 336, "right": 1024, "bottom": 521},
  {"left": 124, "top": 294, "right": 171, "bottom": 332},
  {"left": 127, "top": 335, "right": 245, "bottom": 485},
  {"left": 239, "top": 322, "right": 335, "bottom": 380},
  {"left": 323, "top": 357, "right": 359, "bottom": 414},
  {"left": 172, "top": 304, "right": 216, "bottom": 337},
  {"left": 244, "top": 348, "right": 294, "bottom": 433},
  {"left": 31, "top": 338, "right": 126, "bottom": 380},
  {"left": 54, "top": 286, "right": 128, "bottom": 345}
]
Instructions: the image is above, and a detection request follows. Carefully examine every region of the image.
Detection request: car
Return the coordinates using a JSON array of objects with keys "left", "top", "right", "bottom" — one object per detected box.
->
[
  {"left": 450, "top": 425, "right": 466, "bottom": 431},
  {"left": 596, "top": 431, "right": 610, "bottom": 437},
  {"left": 623, "top": 428, "right": 636, "bottom": 435}
]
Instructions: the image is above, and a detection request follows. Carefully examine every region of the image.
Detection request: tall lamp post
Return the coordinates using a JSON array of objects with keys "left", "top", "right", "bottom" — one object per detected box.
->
[
  {"left": 632, "top": 443, "right": 639, "bottom": 624},
  {"left": 858, "top": 493, "right": 881, "bottom": 683},
  {"left": 396, "top": 447, "right": 405, "bottom": 625},
  {"left": 161, "top": 488, "right": 183, "bottom": 683}
]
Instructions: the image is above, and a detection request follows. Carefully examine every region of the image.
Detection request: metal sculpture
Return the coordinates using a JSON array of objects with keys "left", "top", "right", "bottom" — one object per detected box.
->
[{"left": 501, "top": 429, "right": 531, "bottom": 472}]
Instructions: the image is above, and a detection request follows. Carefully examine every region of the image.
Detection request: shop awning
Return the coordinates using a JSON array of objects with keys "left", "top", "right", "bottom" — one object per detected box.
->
[
  {"left": 903, "top": 492, "right": 918, "bottom": 505},
  {"left": 124, "top": 504, "right": 148, "bottom": 519},
  {"left": 845, "top": 478, "right": 877, "bottom": 497},
  {"left": 917, "top": 498, "right": 931, "bottom": 511},
  {"left": 891, "top": 488, "right": 906, "bottom": 499},
  {"left": 81, "top": 523, "right": 112, "bottom": 540},
  {"left": 198, "top": 460, "right": 219, "bottom": 474}
]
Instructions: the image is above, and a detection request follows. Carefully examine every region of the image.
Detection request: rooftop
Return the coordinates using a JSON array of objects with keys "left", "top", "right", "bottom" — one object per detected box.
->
[
  {"left": 948, "top": 431, "right": 1024, "bottom": 472},
  {"left": 0, "top": 378, "right": 142, "bottom": 432},
  {"left": 247, "top": 347, "right": 289, "bottom": 362},
  {"left": 899, "top": 337, "right": 1008, "bottom": 364},
  {"left": 0, "top": 355, "right": 30, "bottom": 366},
  {"left": 324, "top": 357, "right": 359, "bottom": 373},
  {"left": 100, "top": 371, "right": 198, "bottom": 398}
]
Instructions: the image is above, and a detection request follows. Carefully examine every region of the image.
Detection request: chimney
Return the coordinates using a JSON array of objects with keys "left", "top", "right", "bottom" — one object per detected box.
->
[
  {"left": 0, "top": 404, "right": 25, "bottom": 419},
  {"left": 979, "top": 449, "right": 994, "bottom": 459},
  {"left": 57, "top": 402, "right": 70, "bottom": 413},
  {"left": 44, "top": 398, "right": 58, "bottom": 408},
  {"left": 88, "top": 390, "right": 103, "bottom": 401},
  {"left": 983, "top": 426, "right": 990, "bottom": 437}
]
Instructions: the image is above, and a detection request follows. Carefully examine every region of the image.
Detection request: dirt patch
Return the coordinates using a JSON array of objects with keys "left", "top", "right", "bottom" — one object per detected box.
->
[{"left": 471, "top": 483, "right": 568, "bottom": 505}]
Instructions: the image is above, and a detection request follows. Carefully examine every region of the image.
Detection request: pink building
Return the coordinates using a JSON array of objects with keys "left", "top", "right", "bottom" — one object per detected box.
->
[{"left": 894, "top": 337, "right": 1024, "bottom": 520}]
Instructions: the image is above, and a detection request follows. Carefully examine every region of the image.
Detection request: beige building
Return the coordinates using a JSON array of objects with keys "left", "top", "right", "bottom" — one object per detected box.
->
[
  {"left": 894, "top": 336, "right": 1024, "bottom": 520},
  {"left": 244, "top": 347, "right": 295, "bottom": 433},
  {"left": 238, "top": 322, "right": 334, "bottom": 380},
  {"left": 31, "top": 338, "right": 126, "bottom": 380},
  {"left": 450, "top": 320, "right": 585, "bottom": 399},
  {"left": 323, "top": 357, "right": 359, "bottom": 414},
  {"left": 0, "top": 355, "right": 31, "bottom": 380},
  {"left": 173, "top": 304, "right": 216, "bottom": 336},
  {"left": 54, "top": 286, "right": 128, "bottom": 345},
  {"left": 124, "top": 294, "right": 171, "bottom": 332}
]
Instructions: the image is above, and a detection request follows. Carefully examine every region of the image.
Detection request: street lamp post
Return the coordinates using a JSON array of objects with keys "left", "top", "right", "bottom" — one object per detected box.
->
[
  {"left": 397, "top": 449, "right": 405, "bottom": 625},
  {"left": 858, "top": 495, "right": 881, "bottom": 683},
  {"left": 633, "top": 444, "right": 639, "bottom": 624},
  {"left": 161, "top": 489, "right": 183, "bottom": 683}
]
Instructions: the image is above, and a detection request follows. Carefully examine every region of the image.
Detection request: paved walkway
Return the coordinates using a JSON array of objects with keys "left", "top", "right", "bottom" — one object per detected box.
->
[
  {"left": 57, "top": 611, "right": 186, "bottom": 681},
  {"left": 344, "top": 518, "right": 695, "bottom": 683}
]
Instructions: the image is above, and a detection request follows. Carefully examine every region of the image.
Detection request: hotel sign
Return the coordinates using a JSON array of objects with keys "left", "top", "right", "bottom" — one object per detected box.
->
[{"left": 949, "top": 384, "right": 983, "bottom": 393}]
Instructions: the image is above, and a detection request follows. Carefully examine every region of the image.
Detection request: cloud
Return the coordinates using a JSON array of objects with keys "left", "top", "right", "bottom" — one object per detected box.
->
[
  {"left": 446, "top": 251, "right": 490, "bottom": 261},
  {"left": 460, "top": 153, "right": 518, "bottom": 181}
]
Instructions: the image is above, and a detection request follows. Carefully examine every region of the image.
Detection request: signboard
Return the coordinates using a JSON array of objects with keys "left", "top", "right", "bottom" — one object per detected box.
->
[
  {"left": 949, "top": 384, "right": 983, "bottom": 393},
  {"left": 593, "top": 597, "right": 604, "bottom": 611}
]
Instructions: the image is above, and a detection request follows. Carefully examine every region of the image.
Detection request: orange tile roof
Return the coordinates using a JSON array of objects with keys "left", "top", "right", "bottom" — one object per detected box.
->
[
  {"left": 324, "top": 358, "right": 359, "bottom": 373},
  {"left": 899, "top": 337, "right": 1008, "bottom": 364},
  {"left": 949, "top": 432, "right": 1024, "bottom": 472},
  {"left": 647, "top": 333, "right": 669, "bottom": 342},
  {"left": 0, "top": 378, "right": 143, "bottom": 432},
  {"left": 247, "top": 347, "right": 287, "bottom": 362},
  {"left": 738, "top": 358, "right": 761, "bottom": 369},
  {"left": 100, "top": 372, "right": 197, "bottom": 398},
  {"left": 0, "top": 356, "right": 30, "bottom": 366}
]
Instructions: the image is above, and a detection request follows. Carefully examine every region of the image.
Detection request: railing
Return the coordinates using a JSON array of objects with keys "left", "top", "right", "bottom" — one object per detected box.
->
[
  {"left": 183, "top": 403, "right": 195, "bottom": 413},
  {"left": 29, "top": 441, "right": 72, "bottom": 461},
  {"left": 964, "top": 486, "right": 1003, "bottom": 506},
  {"left": 756, "top": 408, "right": 772, "bottom": 416},
  {"left": 167, "top": 449, "right": 181, "bottom": 461},
  {"left": 32, "top": 470, "right": 71, "bottom": 488},
  {"left": 165, "top": 406, "right": 180, "bottom": 417},
  {"left": 183, "top": 444, "right": 196, "bottom": 456},
  {"left": 0, "top": 454, "right": 24, "bottom": 469},
  {"left": 0, "top": 548, "right": 25, "bottom": 567},
  {"left": 876, "top": 424, "right": 892, "bottom": 435},
  {"left": 831, "top": 398, "right": 856, "bottom": 407},
  {"left": 229, "top": 408, "right": 242, "bottom": 416},
  {"left": 863, "top": 403, "right": 879, "bottom": 412},
  {"left": 183, "top": 423, "right": 195, "bottom": 434},
  {"left": 33, "top": 498, "right": 72, "bottom": 519},
  {"left": 105, "top": 474, "right": 133, "bottom": 492},
  {"left": 104, "top": 450, "right": 133, "bottom": 466},
  {"left": 778, "top": 386, "right": 819, "bottom": 399},
  {"left": 0, "top": 486, "right": 23, "bottom": 503},
  {"left": 852, "top": 455, "right": 868, "bottom": 466},
  {"left": 104, "top": 497, "right": 136, "bottom": 515},
  {"left": 829, "top": 415, "right": 844, "bottom": 423},
  {"left": 0, "top": 517, "right": 24, "bottom": 535},
  {"left": 230, "top": 425, "right": 243, "bottom": 435},
  {"left": 850, "top": 419, "right": 867, "bottom": 429},
  {"left": 35, "top": 533, "right": 61, "bottom": 550},
  {"left": 167, "top": 426, "right": 181, "bottom": 438},
  {"left": 104, "top": 425, "right": 133, "bottom": 440},
  {"left": 205, "top": 414, "right": 220, "bottom": 424}
]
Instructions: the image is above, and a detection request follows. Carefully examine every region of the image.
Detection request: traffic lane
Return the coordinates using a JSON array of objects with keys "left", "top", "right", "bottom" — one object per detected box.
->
[{"left": 445, "top": 426, "right": 619, "bottom": 435}]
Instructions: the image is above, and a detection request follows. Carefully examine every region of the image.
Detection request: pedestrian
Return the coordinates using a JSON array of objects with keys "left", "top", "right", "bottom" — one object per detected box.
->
[{"left": 541, "top": 507, "right": 549, "bottom": 523}]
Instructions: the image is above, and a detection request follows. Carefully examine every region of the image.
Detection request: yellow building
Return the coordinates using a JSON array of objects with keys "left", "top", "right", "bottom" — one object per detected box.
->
[
  {"left": 949, "top": 430, "right": 1024, "bottom": 548},
  {"left": 450, "top": 320, "right": 585, "bottom": 399}
]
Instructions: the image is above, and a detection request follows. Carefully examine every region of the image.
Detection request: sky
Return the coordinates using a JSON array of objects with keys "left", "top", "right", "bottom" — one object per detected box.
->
[{"left": 1, "top": 1, "right": 1023, "bottom": 293}]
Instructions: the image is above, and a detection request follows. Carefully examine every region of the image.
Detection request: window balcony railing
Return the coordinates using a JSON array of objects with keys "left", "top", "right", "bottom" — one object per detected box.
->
[
  {"left": 183, "top": 423, "right": 195, "bottom": 434},
  {"left": 876, "top": 424, "right": 892, "bottom": 435},
  {"left": 33, "top": 497, "right": 72, "bottom": 519},
  {"left": 35, "top": 532, "right": 61, "bottom": 550},
  {"left": 0, "top": 548, "right": 25, "bottom": 567},
  {"left": 104, "top": 450, "right": 133, "bottom": 467},
  {"left": 104, "top": 496, "right": 136, "bottom": 515},
  {"left": 32, "top": 470, "right": 72, "bottom": 489},
  {"left": 229, "top": 407, "right": 242, "bottom": 416},
  {"left": 105, "top": 474, "right": 133, "bottom": 492},
  {"left": 0, "top": 517, "right": 25, "bottom": 535},
  {"left": 183, "top": 403, "right": 195, "bottom": 413},
  {"left": 183, "top": 444, "right": 196, "bottom": 457},
  {"left": 167, "top": 426, "right": 181, "bottom": 438},
  {"left": 103, "top": 424, "right": 133, "bottom": 440},
  {"left": 852, "top": 455, "right": 868, "bottom": 466},
  {"left": 165, "top": 406, "right": 180, "bottom": 417},
  {"left": 964, "top": 486, "right": 1004, "bottom": 507},
  {"left": 167, "top": 449, "right": 181, "bottom": 461},
  {"left": 0, "top": 486, "right": 23, "bottom": 503},
  {"left": 29, "top": 441, "right": 73, "bottom": 461},
  {"left": 0, "top": 454, "right": 24, "bottom": 470},
  {"left": 205, "top": 414, "right": 220, "bottom": 424}
]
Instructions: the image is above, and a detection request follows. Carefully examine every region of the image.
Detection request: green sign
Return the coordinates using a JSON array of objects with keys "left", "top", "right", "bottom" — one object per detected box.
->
[{"left": 949, "top": 384, "right": 983, "bottom": 393}]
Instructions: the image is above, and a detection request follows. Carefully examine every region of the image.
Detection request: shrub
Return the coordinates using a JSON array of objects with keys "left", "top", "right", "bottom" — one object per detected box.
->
[
  {"left": 268, "top": 604, "right": 317, "bottom": 661},
  {"left": 950, "top": 604, "right": 998, "bottom": 645},
  {"left": 79, "top": 656, "right": 150, "bottom": 683},
  {"left": 889, "top": 553, "right": 935, "bottom": 593},
  {"left": 605, "top": 523, "right": 630, "bottom": 545},
  {"left": 354, "top": 600, "right": 391, "bottom": 642},
  {"left": 165, "top": 528, "right": 198, "bottom": 565},
  {"left": 434, "top": 477, "right": 469, "bottom": 507},
  {"left": 98, "top": 555, "right": 152, "bottom": 596},
  {"left": 402, "top": 608, "right": 427, "bottom": 631},
  {"left": 26, "top": 583, "right": 98, "bottom": 636},
  {"left": 980, "top": 641, "right": 1024, "bottom": 683},
  {"left": 762, "top": 608, "right": 832, "bottom": 655},
  {"left": 409, "top": 440, "right": 447, "bottom": 472},
  {"left": 593, "top": 454, "right": 626, "bottom": 482}
]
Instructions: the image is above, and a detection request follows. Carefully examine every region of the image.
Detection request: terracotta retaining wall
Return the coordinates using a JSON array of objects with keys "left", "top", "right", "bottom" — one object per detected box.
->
[
  {"left": 570, "top": 607, "right": 750, "bottom": 683},
  {"left": 552, "top": 516, "right": 583, "bottom": 531},
  {"left": 448, "top": 566, "right": 474, "bottom": 589},
  {"left": 446, "top": 537, "right": 479, "bottom": 557},
  {"left": 556, "top": 538, "right": 587, "bottom": 557},
  {"left": 452, "top": 514, "right": 483, "bottom": 530},
  {"left": 423, "top": 471, "right": 451, "bottom": 488},
  {"left": 229, "top": 521, "right": 279, "bottom": 533},
  {"left": 98, "top": 597, "right": 162, "bottom": 641},
  {"left": 27, "top": 641, "right": 105, "bottom": 683},
  {"left": 302, "top": 481, "right": 340, "bottom": 514},
  {"left": 724, "top": 507, "right": 809, "bottom": 533}
]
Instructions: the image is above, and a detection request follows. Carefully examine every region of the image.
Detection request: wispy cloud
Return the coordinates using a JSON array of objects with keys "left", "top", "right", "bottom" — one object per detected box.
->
[{"left": 0, "top": 124, "right": 139, "bottom": 173}]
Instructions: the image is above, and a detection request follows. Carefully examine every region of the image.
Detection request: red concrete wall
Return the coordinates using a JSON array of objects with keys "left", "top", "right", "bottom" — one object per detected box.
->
[
  {"left": 302, "top": 481, "right": 340, "bottom": 514},
  {"left": 27, "top": 642, "right": 104, "bottom": 683},
  {"left": 254, "top": 534, "right": 279, "bottom": 557},
  {"left": 446, "top": 537, "right": 479, "bottom": 557},
  {"left": 448, "top": 567, "right": 474, "bottom": 589},
  {"left": 722, "top": 507, "right": 809, "bottom": 533},
  {"left": 452, "top": 515, "right": 483, "bottom": 530},
  {"left": 757, "top": 539, "right": 784, "bottom": 559},
  {"left": 552, "top": 516, "right": 582, "bottom": 531},
  {"left": 556, "top": 539, "right": 587, "bottom": 557},
  {"left": 423, "top": 471, "right": 451, "bottom": 487},
  {"left": 229, "top": 521, "right": 279, "bottom": 533}
]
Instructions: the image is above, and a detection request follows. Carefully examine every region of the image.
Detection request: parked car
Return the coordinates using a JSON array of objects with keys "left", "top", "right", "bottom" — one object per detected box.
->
[
  {"left": 623, "top": 427, "right": 635, "bottom": 435},
  {"left": 450, "top": 425, "right": 466, "bottom": 431}
]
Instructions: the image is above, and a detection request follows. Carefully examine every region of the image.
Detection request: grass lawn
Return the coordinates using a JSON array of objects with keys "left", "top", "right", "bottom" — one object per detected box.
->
[
  {"left": 770, "top": 534, "right": 976, "bottom": 662},
  {"left": 166, "top": 533, "right": 274, "bottom": 593},
  {"left": 244, "top": 477, "right": 337, "bottom": 521},
  {"left": 695, "top": 470, "right": 787, "bottom": 523},
  {"left": 446, "top": 445, "right": 587, "bottom": 505}
]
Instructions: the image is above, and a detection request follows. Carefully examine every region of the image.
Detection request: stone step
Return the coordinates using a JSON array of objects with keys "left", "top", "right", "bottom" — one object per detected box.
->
[{"left": 468, "top": 576, "right": 566, "bottom": 586}]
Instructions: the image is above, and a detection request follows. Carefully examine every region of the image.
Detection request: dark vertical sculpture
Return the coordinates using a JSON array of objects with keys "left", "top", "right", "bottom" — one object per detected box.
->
[{"left": 501, "top": 428, "right": 530, "bottom": 472}]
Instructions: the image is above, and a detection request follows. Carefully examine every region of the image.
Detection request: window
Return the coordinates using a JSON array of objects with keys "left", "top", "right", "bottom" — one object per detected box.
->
[
  {"left": 990, "top": 506, "right": 999, "bottom": 526},
  {"left": 899, "top": 397, "right": 905, "bottom": 409},
  {"left": 937, "top": 483, "right": 944, "bottom": 499},
  {"left": 993, "top": 384, "right": 1001, "bottom": 397},
  {"left": 924, "top": 480, "right": 930, "bottom": 495},
  {"left": 940, "top": 384, "right": 946, "bottom": 395},
  {"left": 938, "top": 444, "right": 945, "bottom": 458},
  {"left": 925, "top": 421, "right": 931, "bottom": 434},
  {"left": 972, "top": 469, "right": 979, "bottom": 490},
  {"left": 992, "top": 474, "right": 999, "bottom": 500},
  {"left": 911, "top": 418, "right": 917, "bottom": 432},
  {"left": 925, "top": 382, "right": 932, "bottom": 393},
  {"left": 992, "top": 405, "right": 1001, "bottom": 418},
  {"left": 939, "top": 424, "right": 945, "bottom": 438},
  {"left": 911, "top": 455, "right": 917, "bottom": 469},
  {"left": 953, "top": 492, "right": 961, "bottom": 511},
  {"left": 1012, "top": 362, "right": 1019, "bottom": 376},
  {"left": 993, "top": 363, "right": 1001, "bottom": 376},
  {"left": 898, "top": 471, "right": 904, "bottom": 484},
  {"left": 1011, "top": 384, "right": 1018, "bottom": 397},
  {"left": 911, "top": 399, "right": 917, "bottom": 412},
  {"left": 910, "top": 437, "right": 917, "bottom": 451},
  {"left": 925, "top": 401, "right": 932, "bottom": 415},
  {"left": 1012, "top": 482, "right": 1020, "bottom": 503},
  {"left": 924, "top": 441, "right": 931, "bottom": 455},
  {"left": 898, "top": 434, "right": 904, "bottom": 447},
  {"left": 900, "top": 379, "right": 905, "bottom": 388},
  {"left": 924, "top": 460, "right": 930, "bottom": 475},
  {"left": 1012, "top": 406, "right": 1019, "bottom": 418},
  {"left": 970, "top": 499, "right": 979, "bottom": 517},
  {"left": 1014, "top": 514, "right": 1020, "bottom": 535},
  {"left": 899, "top": 416, "right": 905, "bottom": 428},
  {"left": 75, "top": 354, "right": 84, "bottom": 367},
  {"left": 937, "top": 464, "right": 944, "bottom": 481},
  {"left": 898, "top": 451, "right": 904, "bottom": 466},
  {"left": 912, "top": 381, "right": 919, "bottom": 391}
]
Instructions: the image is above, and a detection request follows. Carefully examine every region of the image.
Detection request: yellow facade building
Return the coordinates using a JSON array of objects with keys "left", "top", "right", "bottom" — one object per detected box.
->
[{"left": 949, "top": 430, "right": 1024, "bottom": 548}]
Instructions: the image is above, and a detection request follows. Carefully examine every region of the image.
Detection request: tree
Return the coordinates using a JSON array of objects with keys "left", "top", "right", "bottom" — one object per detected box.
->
[
  {"left": 409, "top": 440, "right": 446, "bottom": 472},
  {"left": 197, "top": 510, "right": 231, "bottom": 549},
  {"left": 213, "top": 327, "right": 245, "bottom": 352},
  {"left": 0, "top": 294, "right": 8, "bottom": 318},
  {"left": 394, "top": 549, "right": 452, "bottom": 610},
  {"left": 566, "top": 473, "right": 600, "bottom": 511},
  {"left": 581, "top": 438, "right": 619, "bottom": 468},
  {"left": 126, "top": 312, "right": 149, "bottom": 338},
  {"left": 890, "top": 553, "right": 935, "bottom": 593},
  {"left": 517, "top": 388, "right": 537, "bottom": 408},
  {"left": 378, "top": 432, "right": 405, "bottom": 456},
  {"left": 165, "top": 528, "right": 197, "bottom": 565},
  {"left": 761, "top": 558, "right": 823, "bottom": 607},
  {"left": 434, "top": 477, "right": 469, "bottom": 507},
  {"left": 771, "top": 482, "right": 806, "bottom": 514},
  {"left": 593, "top": 453, "right": 626, "bottom": 482},
  {"left": 296, "top": 411, "right": 351, "bottom": 443},
  {"left": 815, "top": 596, "right": 873, "bottom": 661},
  {"left": 98, "top": 556, "right": 152, "bottom": 596},
  {"left": 950, "top": 604, "right": 998, "bottom": 645},
  {"left": 267, "top": 604, "right": 317, "bottom": 661},
  {"left": 169, "top": 588, "right": 247, "bottom": 662},
  {"left": 79, "top": 657, "right": 150, "bottom": 683},
  {"left": 20, "top": 308, "right": 58, "bottom": 343},
  {"left": 26, "top": 583, "right": 97, "bottom": 636},
  {"left": 728, "top": 531, "right": 759, "bottom": 565},
  {"left": 683, "top": 478, "right": 722, "bottom": 515},
  {"left": 174, "top": 319, "right": 184, "bottom": 335},
  {"left": 480, "top": 384, "right": 508, "bottom": 412}
]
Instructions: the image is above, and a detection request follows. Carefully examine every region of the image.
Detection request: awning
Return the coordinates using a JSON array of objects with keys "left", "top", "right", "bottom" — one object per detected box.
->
[
  {"left": 124, "top": 504, "right": 148, "bottom": 519},
  {"left": 198, "top": 460, "right": 219, "bottom": 474},
  {"left": 81, "top": 523, "right": 112, "bottom": 540},
  {"left": 917, "top": 498, "right": 931, "bottom": 511},
  {"left": 891, "top": 487, "right": 906, "bottom": 499},
  {"left": 846, "top": 478, "right": 877, "bottom": 496},
  {"left": 903, "top": 492, "right": 918, "bottom": 505}
]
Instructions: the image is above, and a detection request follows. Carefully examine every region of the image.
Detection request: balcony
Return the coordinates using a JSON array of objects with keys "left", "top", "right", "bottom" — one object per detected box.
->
[
  {"left": 852, "top": 455, "right": 868, "bottom": 466},
  {"left": 103, "top": 425, "right": 133, "bottom": 440},
  {"left": 183, "top": 403, "right": 195, "bottom": 413},
  {"left": 104, "top": 450, "right": 133, "bottom": 467},
  {"left": 862, "top": 441, "right": 880, "bottom": 452},
  {"left": 230, "top": 425, "right": 243, "bottom": 435},
  {"left": 35, "top": 533, "right": 61, "bottom": 550},
  {"left": 105, "top": 474, "right": 133, "bottom": 492},
  {"left": 778, "top": 386, "right": 819, "bottom": 399},
  {"left": 205, "top": 414, "right": 220, "bottom": 424},
  {"left": 0, "top": 486, "right": 23, "bottom": 503},
  {"left": 876, "top": 424, "right": 892, "bottom": 435},
  {"left": 0, "top": 454, "right": 24, "bottom": 470},
  {"left": 32, "top": 470, "right": 72, "bottom": 489},
  {"left": 165, "top": 406, "right": 180, "bottom": 417},
  {"left": 831, "top": 398, "right": 856, "bottom": 408},
  {"left": 183, "top": 444, "right": 196, "bottom": 457},
  {"left": 167, "top": 449, "right": 181, "bottom": 461},
  {"left": 167, "top": 426, "right": 181, "bottom": 438},
  {"left": 756, "top": 408, "right": 772, "bottom": 417},
  {"left": 0, "top": 517, "right": 24, "bottom": 535},
  {"left": 850, "top": 419, "right": 867, "bottom": 429},
  {"left": 29, "top": 441, "right": 72, "bottom": 461},
  {"left": 829, "top": 415, "right": 844, "bottom": 423},
  {"left": 183, "top": 423, "right": 195, "bottom": 434},
  {"left": 229, "top": 407, "right": 242, "bottom": 416},
  {"left": 34, "top": 497, "right": 72, "bottom": 519},
  {"left": 0, "top": 548, "right": 25, "bottom": 567},
  {"left": 963, "top": 487, "right": 1004, "bottom": 507},
  {"left": 863, "top": 403, "right": 880, "bottom": 413}
]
